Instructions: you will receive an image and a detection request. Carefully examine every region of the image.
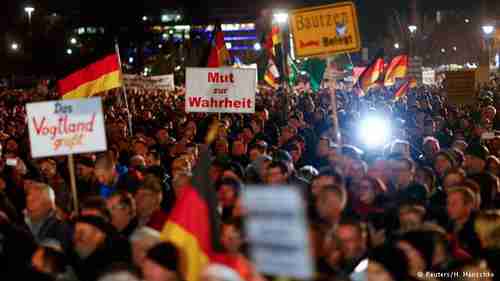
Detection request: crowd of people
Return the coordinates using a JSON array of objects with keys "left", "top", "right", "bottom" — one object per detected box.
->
[{"left": 1, "top": 76, "right": 500, "bottom": 281}]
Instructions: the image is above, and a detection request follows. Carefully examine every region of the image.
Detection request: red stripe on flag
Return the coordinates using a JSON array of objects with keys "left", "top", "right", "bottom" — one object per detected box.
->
[{"left": 58, "top": 54, "right": 120, "bottom": 95}]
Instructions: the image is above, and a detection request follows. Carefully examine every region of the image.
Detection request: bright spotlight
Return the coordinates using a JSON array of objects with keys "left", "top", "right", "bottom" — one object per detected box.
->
[
  {"left": 253, "top": 42, "right": 261, "bottom": 51},
  {"left": 128, "top": 57, "right": 134, "bottom": 63},
  {"left": 358, "top": 117, "right": 391, "bottom": 147},
  {"left": 482, "top": 25, "right": 495, "bottom": 36},
  {"left": 66, "top": 48, "right": 73, "bottom": 55},
  {"left": 394, "top": 42, "right": 400, "bottom": 49},
  {"left": 273, "top": 12, "right": 288, "bottom": 24},
  {"left": 70, "top": 37, "right": 77, "bottom": 44},
  {"left": 11, "top": 42, "right": 19, "bottom": 51}
]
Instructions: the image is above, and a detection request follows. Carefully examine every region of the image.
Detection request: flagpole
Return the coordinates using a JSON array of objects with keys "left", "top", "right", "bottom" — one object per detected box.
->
[{"left": 114, "top": 41, "right": 134, "bottom": 137}]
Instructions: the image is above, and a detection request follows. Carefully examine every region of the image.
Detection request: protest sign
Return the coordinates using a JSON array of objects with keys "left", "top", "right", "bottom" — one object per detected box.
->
[
  {"left": 290, "top": 2, "right": 361, "bottom": 58},
  {"left": 186, "top": 67, "right": 256, "bottom": 113},
  {"left": 26, "top": 97, "right": 107, "bottom": 158},
  {"left": 444, "top": 70, "right": 476, "bottom": 105},
  {"left": 422, "top": 69, "right": 436, "bottom": 85},
  {"left": 242, "top": 186, "right": 314, "bottom": 279},
  {"left": 123, "top": 74, "right": 175, "bottom": 90}
]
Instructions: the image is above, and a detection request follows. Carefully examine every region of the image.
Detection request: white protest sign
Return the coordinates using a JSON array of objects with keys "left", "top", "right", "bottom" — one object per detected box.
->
[
  {"left": 123, "top": 74, "right": 175, "bottom": 91},
  {"left": 242, "top": 186, "right": 314, "bottom": 279},
  {"left": 26, "top": 97, "right": 107, "bottom": 158},
  {"left": 422, "top": 69, "right": 436, "bottom": 85},
  {"left": 186, "top": 67, "right": 256, "bottom": 113}
]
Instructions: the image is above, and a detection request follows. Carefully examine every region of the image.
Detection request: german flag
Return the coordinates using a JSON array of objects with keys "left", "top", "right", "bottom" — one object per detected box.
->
[
  {"left": 207, "top": 24, "right": 231, "bottom": 67},
  {"left": 161, "top": 143, "right": 222, "bottom": 281},
  {"left": 357, "top": 52, "right": 384, "bottom": 96},
  {"left": 393, "top": 80, "right": 410, "bottom": 101},
  {"left": 384, "top": 55, "right": 408, "bottom": 86},
  {"left": 57, "top": 54, "right": 122, "bottom": 99},
  {"left": 264, "top": 58, "right": 280, "bottom": 89},
  {"left": 409, "top": 77, "right": 418, "bottom": 88}
]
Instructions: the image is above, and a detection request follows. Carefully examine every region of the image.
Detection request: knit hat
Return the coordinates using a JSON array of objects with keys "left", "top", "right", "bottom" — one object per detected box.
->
[
  {"left": 76, "top": 215, "right": 115, "bottom": 235},
  {"left": 465, "top": 144, "right": 490, "bottom": 161},
  {"left": 368, "top": 245, "right": 410, "bottom": 281},
  {"left": 146, "top": 242, "right": 180, "bottom": 273}
]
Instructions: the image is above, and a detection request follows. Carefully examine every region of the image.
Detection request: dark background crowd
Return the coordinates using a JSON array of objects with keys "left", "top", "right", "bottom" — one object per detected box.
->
[{"left": 1, "top": 78, "right": 500, "bottom": 281}]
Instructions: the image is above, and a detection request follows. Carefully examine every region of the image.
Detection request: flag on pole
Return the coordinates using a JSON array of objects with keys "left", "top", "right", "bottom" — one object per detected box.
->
[
  {"left": 393, "top": 80, "right": 410, "bottom": 101},
  {"left": 57, "top": 54, "right": 122, "bottom": 99},
  {"left": 384, "top": 55, "right": 408, "bottom": 86},
  {"left": 161, "top": 143, "right": 222, "bottom": 281},
  {"left": 409, "top": 77, "right": 418, "bottom": 88},
  {"left": 264, "top": 58, "right": 280, "bottom": 89},
  {"left": 357, "top": 52, "right": 384, "bottom": 96},
  {"left": 207, "top": 24, "right": 231, "bottom": 67}
]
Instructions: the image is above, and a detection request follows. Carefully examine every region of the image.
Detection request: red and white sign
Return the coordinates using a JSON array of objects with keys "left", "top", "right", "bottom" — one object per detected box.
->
[
  {"left": 186, "top": 67, "right": 256, "bottom": 113},
  {"left": 26, "top": 97, "right": 107, "bottom": 158}
]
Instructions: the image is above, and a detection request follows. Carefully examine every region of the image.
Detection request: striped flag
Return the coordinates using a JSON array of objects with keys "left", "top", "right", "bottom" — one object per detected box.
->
[
  {"left": 394, "top": 80, "right": 410, "bottom": 101},
  {"left": 357, "top": 52, "right": 384, "bottom": 96},
  {"left": 384, "top": 55, "right": 408, "bottom": 86},
  {"left": 207, "top": 24, "right": 231, "bottom": 67},
  {"left": 264, "top": 59, "right": 280, "bottom": 89},
  {"left": 57, "top": 54, "right": 122, "bottom": 99}
]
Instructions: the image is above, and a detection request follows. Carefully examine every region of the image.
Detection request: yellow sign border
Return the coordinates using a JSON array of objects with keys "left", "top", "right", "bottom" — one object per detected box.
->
[{"left": 290, "top": 2, "right": 361, "bottom": 58}]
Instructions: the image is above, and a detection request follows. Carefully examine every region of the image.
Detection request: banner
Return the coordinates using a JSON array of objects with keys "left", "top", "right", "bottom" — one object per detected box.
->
[
  {"left": 242, "top": 186, "right": 314, "bottom": 279},
  {"left": 123, "top": 74, "right": 175, "bottom": 91},
  {"left": 422, "top": 69, "right": 436, "bottom": 85},
  {"left": 186, "top": 67, "right": 256, "bottom": 113},
  {"left": 444, "top": 70, "right": 476, "bottom": 105},
  {"left": 290, "top": 2, "right": 361, "bottom": 58},
  {"left": 26, "top": 97, "right": 107, "bottom": 158}
]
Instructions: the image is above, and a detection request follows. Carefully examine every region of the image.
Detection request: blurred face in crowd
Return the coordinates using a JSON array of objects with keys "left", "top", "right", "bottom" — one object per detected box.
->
[
  {"left": 107, "top": 195, "right": 135, "bottom": 232},
  {"left": 322, "top": 237, "right": 343, "bottom": 269},
  {"left": 73, "top": 222, "right": 106, "bottom": 259},
  {"left": 248, "top": 147, "right": 263, "bottom": 162},
  {"left": 171, "top": 157, "right": 191, "bottom": 194},
  {"left": 156, "top": 129, "right": 170, "bottom": 145},
  {"left": 76, "top": 163, "right": 94, "bottom": 181},
  {"left": 399, "top": 209, "right": 425, "bottom": 232},
  {"left": 215, "top": 140, "right": 229, "bottom": 156},
  {"left": 218, "top": 184, "right": 237, "bottom": 208},
  {"left": 489, "top": 138, "right": 500, "bottom": 156},
  {"left": 346, "top": 159, "right": 366, "bottom": 182},
  {"left": 134, "top": 141, "right": 148, "bottom": 157},
  {"left": 464, "top": 155, "right": 486, "bottom": 175},
  {"left": 280, "top": 127, "right": 295, "bottom": 145},
  {"left": 95, "top": 167, "right": 115, "bottom": 185},
  {"left": 317, "top": 138, "right": 330, "bottom": 158},
  {"left": 447, "top": 191, "right": 473, "bottom": 224},
  {"left": 266, "top": 166, "right": 288, "bottom": 185},
  {"left": 26, "top": 186, "right": 53, "bottom": 222},
  {"left": 367, "top": 261, "right": 395, "bottom": 281},
  {"left": 336, "top": 224, "right": 366, "bottom": 262},
  {"left": 391, "top": 142, "right": 411, "bottom": 159},
  {"left": 142, "top": 258, "right": 178, "bottom": 281},
  {"left": 290, "top": 145, "right": 302, "bottom": 164},
  {"left": 242, "top": 128, "right": 254, "bottom": 144},
  {"left": 390, "top": 160, "right": 414, "bottom": 190},
  {"left": 135, "top": 188, "right": 162, "bottom": 220},
  {"left": 231, "top": 140, "right": 246, "bottom": 157},
  {"left": 423, "top": 139, "right": 440, "bottom": 160},
  {"left": 221, "top": 224, "right": 242, "bottom": 254},
  {"left": 367, "top": 160, "right": 388, "bottom": 184},
  {"left": 443, "top": 172, "right": 464, "bottom": 191},
  {"left": 5, "top": 139, "right": 19, "bottom": 155},
  {"left": 316, "top": 188, "right": 344, "bottom": 224},
  {"left": 397, "top": 241, "right": 426, "bottom": 276},
  {"left": 311, "top": 175, "right": 337, "bottom": 198},
  {"left": 357, "top": 179, "right": 377, "bottom": 205},
  {"left": 434, "top": 155, "right": 453, "bottom": 178},
  {"left": 39, "top": 160, "right": 57, "bottom": 179},
  {"left": 146, "top": 152, "right": 161, "bottom": 167},
  {"left": 423, "top": 119, "right": 436, "bottom": 136}
]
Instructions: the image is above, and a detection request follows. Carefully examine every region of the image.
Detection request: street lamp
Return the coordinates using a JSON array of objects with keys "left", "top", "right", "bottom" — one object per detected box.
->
[
  {"left": 11, "top": 42, "right": 19, "bottom": 51},
  {"left": 24, "top": 6, "right": 35, "bottom": 24},
  {"left": 273, "top": 12, "right": 288, "bottom": 24},
  {"left": 66, "top": 49, "right": 73, "bottom": 55},
  {"left": 394, "top": 42, "right": 400, "bottom": 49},
  {"left": 408, "top": 25, "right": 418, "bottom": 34},
  {"left": 482, "top": 25, "right": 495, "bottom": 37},
  {"left": 70, "top": 37, "right": 77, "bottom": 45},
  {"left": 465, "top": 18, "right": 471, "bottom": 24}
]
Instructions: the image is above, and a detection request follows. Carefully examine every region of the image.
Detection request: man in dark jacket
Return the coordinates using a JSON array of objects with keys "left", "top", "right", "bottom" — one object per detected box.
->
[
  {"left": 71, "top": 215, "right": 131, "bottom": 281},
  {"left": 24, "top": 183, "right": 70, "bottom": 250}
]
